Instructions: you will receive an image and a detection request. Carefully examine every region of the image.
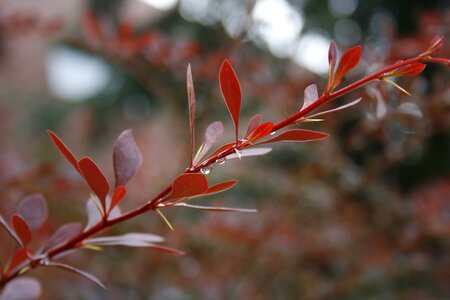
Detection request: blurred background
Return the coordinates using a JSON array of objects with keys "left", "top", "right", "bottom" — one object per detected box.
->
[{"left": 0, "top": 0, "right": 449, "bottom": 299}]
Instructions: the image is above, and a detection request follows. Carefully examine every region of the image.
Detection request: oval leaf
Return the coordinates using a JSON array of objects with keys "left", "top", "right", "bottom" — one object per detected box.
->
[
  {"left": 302, "top": 84, "right": 319, "bottom": 110},
  {"left": 244, "top": 114, "right": 262, "bottom": 139},
  {"left": 47, "top": 130, "right": 80, "bottom": 174},
  {"left": 193, "top": 121, "right": 224, "bottom": 165},
  {"left": 255, "top": 129, "right": 329, "bottom": 145},
  {"left": 78, "top": 157, "right": 110, "bottom": 212},
  {"left": 204, "top": 121, "right": 224, "bottom": 148},
  {"left": 11, "top": 214, "right": 32, "bottom": 248},
  {"left": 219, "top": 60, "right": 242, "bottom": 142},
  {"left": 113, "top": 130, "right": 143, "bottom": 187},
  {"left": 0, "top": 277, "right": 41, "bottom": 300},
  {"left": 17, "top": 194, "right": 48, "bottom": 231},
  {"left": 166, "top": 173, "right": 208, "bottom": 201},
  {"left": 44, "top": 222, "right": 82, "bottom": 251}
]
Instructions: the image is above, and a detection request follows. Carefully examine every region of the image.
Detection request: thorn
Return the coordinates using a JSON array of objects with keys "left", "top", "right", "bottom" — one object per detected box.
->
[{"left": 156, "top": 209, "right": 174, "bottom": 231}]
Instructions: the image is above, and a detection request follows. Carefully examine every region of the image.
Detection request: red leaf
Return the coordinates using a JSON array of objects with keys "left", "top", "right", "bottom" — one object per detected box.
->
[
  {"left": 387, "top": 63, "right": 426, "bottom": 77},
  {"left": 147, "top": 245, "right": 185, "bottom": 256},
  {"left": 166, "top": 173, "right": 208, "bottom": 201},
  {"left": 333, "top": 45, "right": 362, "bottom": 88},
  {"left": 78, "top": 157, "right": 110, "bottom": 212},
  {"left": 47, "top": 130, "right": 80, "bottom": 174},
  {"left": 187, "top": 63, "right": 196, "bottom": 167},
  {"left": 5, "top": 249, "right": 28, "bottom": 275},
  {"left": 248, "top": 122, "right": 273, "bottom": 143},
  {"left": 10, "top": 214, "right": 32, "bottom": 248},
  {"left": 205, "top": 142, "right": 235, "bottom": 161},
  {"left": 203, "top": 180, "right": 238, "bottom": 196},
  {"left": 219, "top": 60, "right": 242, "bottom": 142},
  {"left": 110, "top": 186, "right": 126, "bottom": 213},
  {"left": 0, "top": 214, "right": 23, "bottom": 247},
  {"left": 244, "top": 114, "right": 262, "bottom": 139},
  {"left": 113, "top": 130, "right": 143, "bottom": 187},
  {"left": 255, "top": 129, "right": 329, "bottom": 145},
  {"left": 17, "top": 194, "right": 47, "bottom": 231}
]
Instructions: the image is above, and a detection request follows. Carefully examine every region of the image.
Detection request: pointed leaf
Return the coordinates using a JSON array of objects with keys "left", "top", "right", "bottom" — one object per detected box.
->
[
  {"left": 109, "top": 186, "right": 126, "bottom": 213},
  {"left": 0, "top": 277, "right": 41, "bottom": 300},
  {"left": 17, "top": 194, "right": 48, "bottom": 231},
  {"left": 187, "top": 63, "right": 196, "bottom": 167},
  {"left": 248, "top": 122, "right": 273, "bottom": 143},
  {"left": 255, "top": 129, "right": 329, "bottom": 145},
  {"left": 307, "top": 98, "right": 362, "bottom": 119},
  {"left": 327, "top": 40, "right": 337, "bottom": 91},
  {"left": 175, "top": 203, "right": 257, "bottom": 213},
  {"left": 44, "top": 222, "right": 82, "bottom": 251},
  {"left": 387, "top": 63, "right": 426, "bottom": 77},
  {"left": 328, "top": 40, "right": 337, "bottom": 68},
  {"left": 333, "top": 45, "right": 362, "bottom": 87},
  {"left": 204, "top": 142, "right": 235, "bottom": 161},
  {"left": 165, "top": 173, "right": 208, "bottom": 201},
  {"left": 203, "top": 180, "right": 238, "bottom": 196},
  {"left": 78, "top": 157, "right": 110, "bottom": 212},
  {"left": 47, "top": 262, "right": 106, "bottom": 289},
  {"left": 0, "top": 214, "right": 22, "bottom": 247},
  {"left": 424, "top": 35, "right": 443, "bottom": 55},
  {"left": 226, "top": 148, "right": 272, "bottom": 160},
  {"left": 244, "top": 114, "right": 263, "bottom": 139},
  {"left": 219, "top": 60, "right": 242, "bottom": 142},
  {"left": 302, "top": 84, "right": 319, "bottom": 110},
  {"left": 11, "top": 214, "right": 32, "bottom": 248},
  {"left": 145, "top": 245, "right": 185, "bottom": 256},
  {"left": 85, "top": 198, "right": 102, "bottom": 230},
  {"left": 113, "top": 130, "right": 142, "bottom": 187},
  {"left": 47, "top": 130, "right": 80, "bottom": 174}
]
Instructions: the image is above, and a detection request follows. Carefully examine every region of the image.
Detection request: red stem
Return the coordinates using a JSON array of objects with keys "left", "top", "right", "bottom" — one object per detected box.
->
[{"left": 1, "top": 53, "right": 448, "bottom": 288}]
